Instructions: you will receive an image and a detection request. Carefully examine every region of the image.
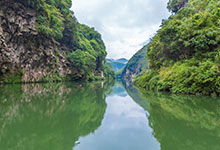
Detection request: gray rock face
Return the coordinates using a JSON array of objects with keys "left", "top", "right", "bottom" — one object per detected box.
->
[
  {"left": 0, "top": 0, "right": 76, "bottom": 83},
  {"left": 122, "top": 46, "right": 149, "bottom": 82},
  {"left": 123, "top": 64, "right": 143, "bottom": 81}
]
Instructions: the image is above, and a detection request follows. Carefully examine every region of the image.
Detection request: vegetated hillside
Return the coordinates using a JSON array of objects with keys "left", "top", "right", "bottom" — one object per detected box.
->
[
  {"left": 0, "top": 0, "right": 109, "bottom": 83},
  {"left": 135, "top": 0, "right": 220, "bottom": 96},
  {"left": 122, "top": 45, "right": 148, "bottom": 81}
]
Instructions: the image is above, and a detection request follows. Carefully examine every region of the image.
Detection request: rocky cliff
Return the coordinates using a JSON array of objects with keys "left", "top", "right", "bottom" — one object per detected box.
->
[
  {"left": 122, "top": 45, "right": 148, "bottom": 81},
  {"left": 0, "top": 0, "right": 107, "bottom": 83}
]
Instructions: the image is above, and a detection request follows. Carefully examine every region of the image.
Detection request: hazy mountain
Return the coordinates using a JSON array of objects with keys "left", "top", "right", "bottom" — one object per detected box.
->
[{"left": 106, "top": 58, "right": 128, "bottom": 72}]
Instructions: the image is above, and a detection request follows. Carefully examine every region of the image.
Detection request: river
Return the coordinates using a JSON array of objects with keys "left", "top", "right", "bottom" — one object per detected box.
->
[{"left": 0, "top": 81, "right": 220, "bottom": 150}]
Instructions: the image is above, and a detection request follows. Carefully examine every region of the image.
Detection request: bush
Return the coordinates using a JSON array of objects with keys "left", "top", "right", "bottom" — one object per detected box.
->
[
  {"left": 137, "top": 0, "right": 220, "bottom": 96},
  {"left": 68, "top": 50, "right": 96, "bottom": 78},
  {"left": 20, "top": 0, "right": 72, "bottom": 39},
  {"left": 136, "top": 58, "right": 220, "bottom": 96},
  {"left": 148, "top": 0, "right": 220, "bottom": 69},
  {"left": 134, "top": 70, "right": 159, "bottom": 90},
  {"left": 104, "top": 62, "right": 115, "bottom": 80}
]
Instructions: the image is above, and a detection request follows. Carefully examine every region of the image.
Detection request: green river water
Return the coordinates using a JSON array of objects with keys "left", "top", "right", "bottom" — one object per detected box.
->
[{"left": 0, "top": 82, "right": 220, "bottom": 150}]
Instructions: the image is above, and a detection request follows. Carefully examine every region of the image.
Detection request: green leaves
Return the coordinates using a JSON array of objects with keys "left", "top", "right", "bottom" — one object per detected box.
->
[
  {"left": 68, "top": 24, "right": 107, "bottom": 80},
  {"left": 21, "top": 0, "right": 73, "bottom": 39},
  {"left": 69, "top": 50, "right": 96, "bottom": 78},
  {"left": 66, "top": 23, "right": 107, "bottom": 80},
  {"left": 136, "top": 0, "right": 220, "bottom": 96},
  {"left": 148, "top": 0, "right": 220, "bottom": 68},
  {"left": 135, "top": 59, "right": 220, "bottom": 96},
  {"left": 16, "top": 0, "right": 107, "bottom": 81}
]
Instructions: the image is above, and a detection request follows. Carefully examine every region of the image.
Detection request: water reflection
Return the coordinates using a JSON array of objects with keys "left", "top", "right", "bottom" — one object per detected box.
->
[
  {"left": 125, "top": 85, "right": 220, "bottom": 150},
  {"left": 74, "top": 83, "right": 160, "bottom": 150},
  {"left": 0, "top": 82, "right": 109, "bottom": 150},
  {"left": 1, "top": 82, "right": 220, "bottom": 150}
]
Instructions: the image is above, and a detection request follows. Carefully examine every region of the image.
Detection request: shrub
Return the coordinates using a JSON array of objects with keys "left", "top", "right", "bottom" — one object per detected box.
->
[
  {"left": 136, "top": 58, "right": 220, "bottom": 96},
  {"left": 137, "top": 0, "right": 220, "bottom": 96},
  {"left": 134, "top": 70, "right": 159, "bottom": 90},
  {"left": 68, "top": 50, "right": 96, "bottom": 78},
  {"left": 148, "top": 0, "right": 220, "bottom": 69}
]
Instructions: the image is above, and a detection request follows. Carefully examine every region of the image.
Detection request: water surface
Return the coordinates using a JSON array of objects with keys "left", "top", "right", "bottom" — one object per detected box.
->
[{"left": 0, "top": 82, "right": 220, "bottom": 150}]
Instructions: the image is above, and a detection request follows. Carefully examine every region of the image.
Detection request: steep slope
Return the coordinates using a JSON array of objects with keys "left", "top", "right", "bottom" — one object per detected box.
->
[
  {"left": 122, "top": 45, "right": 148, "bottom": 81},
  {"left": 0, "top": 0, "right": 107, "bottom": 83},
  {"left": 135, "top": 0, "right": 220, "bottom": 96}
]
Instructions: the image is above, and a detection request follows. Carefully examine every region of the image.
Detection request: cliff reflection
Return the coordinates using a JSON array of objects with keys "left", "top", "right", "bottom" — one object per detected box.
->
[{"left": 0, "top": 82, "right": 110, "bottom": 150}]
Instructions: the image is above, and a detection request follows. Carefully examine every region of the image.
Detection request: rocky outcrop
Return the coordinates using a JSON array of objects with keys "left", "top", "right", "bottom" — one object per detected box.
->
[
  {"left": 123, "top": 64, "right": 143, "bottom": 81},
  {"left": 0, "top": 0, "right": 90, "bottom": 83},
  {"left": 167, "top": 0, "right": 189, "bottom": 13},
  {"left": 122, "top": 45, "right": 148, "bottom": 81}
]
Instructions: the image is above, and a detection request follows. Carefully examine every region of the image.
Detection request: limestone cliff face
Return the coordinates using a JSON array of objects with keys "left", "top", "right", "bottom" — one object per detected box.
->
[
  {"left": 0, "top": 0, "right": 76, "bottom": 83},
  {"left": 122, "top": 46, "right": 148, "bottom": 81},
  {"left": 0, "top": 0, "right": 106, "bottom": 83},
  {"left": 122, "top": 64, "right": 143, "bottom": 81}
]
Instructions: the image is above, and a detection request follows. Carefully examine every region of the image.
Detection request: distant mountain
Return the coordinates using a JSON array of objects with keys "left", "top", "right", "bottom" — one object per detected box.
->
[
  {"left": 122, "top": 45, "right": 149, "bottom": 81},
  {"left": 106, "top": 58, "right": 128, "bottom": 72},
  {"left": 117, "top": 58, "right": 128, "bottom": 64}
]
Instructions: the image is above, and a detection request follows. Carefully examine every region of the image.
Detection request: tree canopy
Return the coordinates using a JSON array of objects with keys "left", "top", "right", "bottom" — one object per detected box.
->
[{"left": 135, "top": 0, "right": 220, "bottom": 96}]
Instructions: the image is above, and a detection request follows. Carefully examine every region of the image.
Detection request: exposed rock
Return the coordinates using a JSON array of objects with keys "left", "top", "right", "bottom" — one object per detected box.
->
[
  {"left": 122, "top": 45, "right": 149, "bottom": 82},
  {"left": 0, "top": 0, "right": 78, "bottom": 83}
]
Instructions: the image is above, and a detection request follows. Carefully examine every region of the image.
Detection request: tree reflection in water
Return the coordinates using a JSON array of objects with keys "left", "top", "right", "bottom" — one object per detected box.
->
[
  {"left": 0, "top": 82, "right": 112, "bottom": 150},
  {"left": 126, "top": 85, "right": 220, "bottom": 150}
]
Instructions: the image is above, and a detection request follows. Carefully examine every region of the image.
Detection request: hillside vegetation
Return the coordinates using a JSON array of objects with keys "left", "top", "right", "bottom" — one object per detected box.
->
[
  {"left": 135, "top": 0, "right": 220, "bottom": 96},
  {"left": 0, "top": 0, "right": 109, "bottom": 83},
  {"left": 122, "top": 45, "right": 148, "bottom": 81}
]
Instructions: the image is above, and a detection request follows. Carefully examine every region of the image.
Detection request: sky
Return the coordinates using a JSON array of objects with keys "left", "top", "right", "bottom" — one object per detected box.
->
[{"left": 72, "top": 0, "right": 170, "bottom": 59}]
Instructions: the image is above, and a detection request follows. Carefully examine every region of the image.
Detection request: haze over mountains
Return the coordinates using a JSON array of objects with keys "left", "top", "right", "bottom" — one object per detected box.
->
[{"left": 106, "top": 58, "right": 128, "bottom": 72}]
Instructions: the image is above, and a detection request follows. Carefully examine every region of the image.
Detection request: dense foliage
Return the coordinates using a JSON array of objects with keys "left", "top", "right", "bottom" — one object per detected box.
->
[
  {"left": 103, "top": 61, "right": 115, "bottom": 80},
  {"left": 135, "top": 0, "right": 220, "bottom": 96},
  {"left": 135, "top": 59, "right": 220, "bottom": 95},
  {"left": 68, "top": 23, "right": 107, "bottom": 80},
  {"left": 17, "top": 0, "right": 108, "bottom": 81},
  {"left": 19, "top": 0, "right": 73, "bottom": 39},
  {"left": 68, "top": 50, "right": 96, "bottom": 78}
]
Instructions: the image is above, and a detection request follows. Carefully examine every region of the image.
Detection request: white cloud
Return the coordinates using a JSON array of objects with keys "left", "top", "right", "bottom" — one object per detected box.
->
[{"left": 72, "top": 0, "right": 170, "bottom": 59}]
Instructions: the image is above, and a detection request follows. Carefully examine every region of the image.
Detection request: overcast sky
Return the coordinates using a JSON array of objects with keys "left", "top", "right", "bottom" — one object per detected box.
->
[{"left": 72, "top": 0, "right": 170, "bottom": 59}]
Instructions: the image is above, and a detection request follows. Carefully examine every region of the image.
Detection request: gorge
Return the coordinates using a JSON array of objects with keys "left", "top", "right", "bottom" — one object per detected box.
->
[{"left": 0, "top": 0, "right": 220, "bottom": 149}]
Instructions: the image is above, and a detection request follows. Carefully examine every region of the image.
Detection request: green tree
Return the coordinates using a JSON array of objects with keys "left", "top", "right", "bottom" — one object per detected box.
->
[
  {"left": 68, "top": 50, "right": 96, "bottom": 78},
  {"left": 135, "top": 0, "right": 220, "bottom": 96}
]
